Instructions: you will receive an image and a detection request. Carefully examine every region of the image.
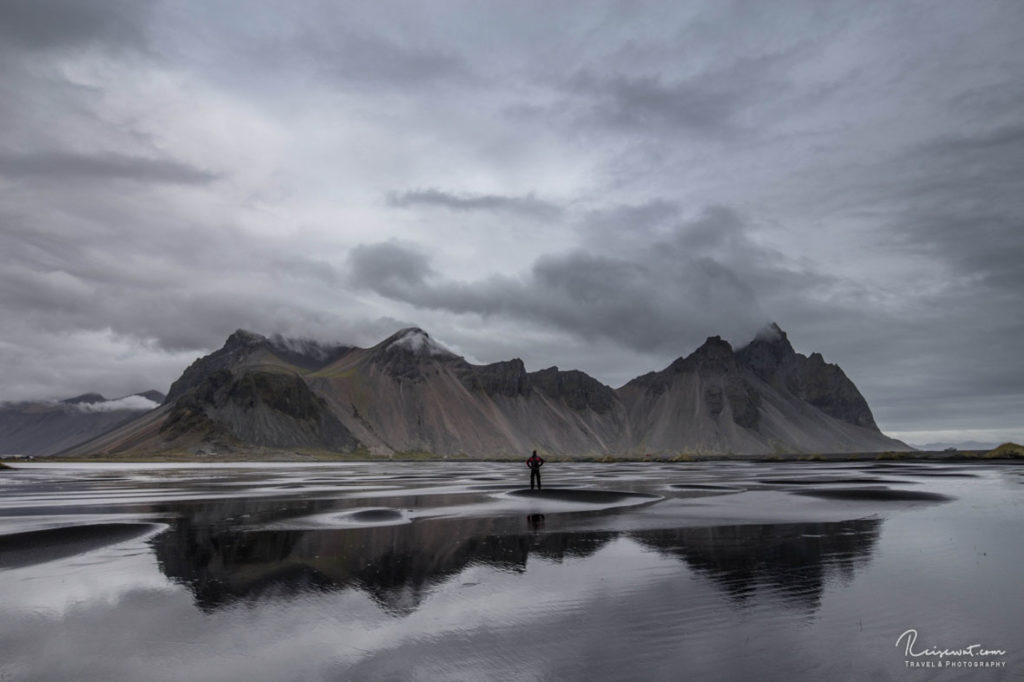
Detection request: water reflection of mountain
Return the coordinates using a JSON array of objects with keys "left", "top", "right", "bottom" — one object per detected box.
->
[
  {"left": 151, "top": 510, "right": 616, "bottom": 614},
  {"left": 151, "top": 499, "right": 881, "bottom": 615},
  {"left": 631, "top": 519, "right": 882, "bottom": 608}
]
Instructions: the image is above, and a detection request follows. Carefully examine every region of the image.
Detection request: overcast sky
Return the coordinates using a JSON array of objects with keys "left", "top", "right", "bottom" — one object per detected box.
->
[{"left": 1, "top": 0, "right": 1022, "bottom": 446}]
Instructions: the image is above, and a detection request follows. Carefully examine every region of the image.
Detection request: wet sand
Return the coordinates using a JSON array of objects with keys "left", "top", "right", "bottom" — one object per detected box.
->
[
  {"left": 0, "top": 460, "right": 1020, "bottom": 680},
  {"left": 507, "top": 487, "right": 660, "bottom": 503},
  {"left": 0, "top": 523, "right": 160, "bottom": 569},
  {"left": 791, "top": 487, "right": 953, "bottom": 501}
]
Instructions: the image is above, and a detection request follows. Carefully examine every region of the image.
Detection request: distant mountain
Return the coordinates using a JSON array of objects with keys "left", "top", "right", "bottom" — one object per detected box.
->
[
  {"left": 62, "top": 324, "right": 910, "bottom": 458},
  {"left": 0, "top": 391, "right": 165, "bottom": 456},
  {"left": 911, "top": 440, "right": 996, "bottom": 452}
]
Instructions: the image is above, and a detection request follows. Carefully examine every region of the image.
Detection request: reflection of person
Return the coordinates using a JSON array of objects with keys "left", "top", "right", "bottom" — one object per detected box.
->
[
  {"left": 526, "top": 450, "right": 545, "bottom": 490},
  {"left": 528, "top": 513, "right": 545, "bottom": 531}
]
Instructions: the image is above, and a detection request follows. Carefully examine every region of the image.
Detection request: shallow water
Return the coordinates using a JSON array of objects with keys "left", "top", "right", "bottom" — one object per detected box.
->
[{"left": 1, "top": 460, "right": 1021, "bottom": 680}]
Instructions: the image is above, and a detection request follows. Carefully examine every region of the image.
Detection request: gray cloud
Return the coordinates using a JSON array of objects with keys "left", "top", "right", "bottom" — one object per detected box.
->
[
  {"left": 890, "top": 123, "right": 1024, "bottom": 284},
  {"left": 1, "top": 0, "right": 1022, "bottom": 443},
  {"left": 0, "top": 0, "right": 152, "bottom": 53},
  {"left": 565, "top": 48, "right": 794, "bottom": 135},
  {"left": 349, "top": 206, "right": 777, "bottom": 358},
  {"left": 387, "top": 189, "right": 563, "bottom": 219},
  {"left": 348, "top": 242, "right": 435, "bottom": 299},
  {"left": 302, "top": 29, "right": 469, "bottom": 89},
  {"left": 73, "top": 394, "right": 161, "bottom": 412},
  {"left": 570, "top": 72, "right": 745, "bottom": 133},
  {"left": 0, "top": 151, "right": 219, "bottom": 185}
]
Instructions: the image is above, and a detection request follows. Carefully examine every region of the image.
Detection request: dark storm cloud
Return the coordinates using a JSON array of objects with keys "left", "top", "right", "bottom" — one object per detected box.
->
[
  {"left": 0, "top": 192, "right": 366, "bottom": 368},
  {"left": 0, "top": 151, "right": 219, "bottom": 185},
  {"left": 570, "top": 72, "right": 743, "bottom": 133},
  {"left": 890, "top": 123, "right": 1024, "bottom": 285},
  {"left": 566, "top": 51, "right": 791, "bottom": 134},
  {"left": 387, "top": 189, "right": 563, "bottom": 219},
  {"left": 0, "top": 238, "right": 306, "bottom": 353},
  {"left": 348, "top": 242, "right": 435, "bottom": 299},
  {"left": 0, "top": 0, "right": 152, "bottom": 53},
  {"left": 0, "top": 0, "right": 1022, "bottom": 441},
  {"left": 349, "top": 206, "right": 785, "bottom": 356}
]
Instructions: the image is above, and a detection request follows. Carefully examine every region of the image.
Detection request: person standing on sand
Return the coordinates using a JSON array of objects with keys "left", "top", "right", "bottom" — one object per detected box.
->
[{"left": 526, "top": 450, "right": 544, "bottom": 490}]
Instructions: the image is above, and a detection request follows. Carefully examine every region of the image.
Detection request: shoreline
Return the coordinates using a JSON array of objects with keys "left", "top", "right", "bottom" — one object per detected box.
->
[{"left": 3, "top": 445, "right": 1021, "bottom": 466}]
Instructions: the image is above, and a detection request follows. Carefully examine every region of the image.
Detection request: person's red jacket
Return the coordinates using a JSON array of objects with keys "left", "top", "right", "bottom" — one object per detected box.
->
[{"left": 527, "top": 454, "right": 544, "bottom": 469}]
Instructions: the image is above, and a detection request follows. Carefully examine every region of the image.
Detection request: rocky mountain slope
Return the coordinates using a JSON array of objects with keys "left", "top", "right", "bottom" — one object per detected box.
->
[
  {"left": 0, "top": 391, "right": 165, "bottom": 456},
  {"left": 619, "top": 325, "right": 904, "bottom": 454},
  {"left": 61, "top": 324, "right": 910, "bottom": 458}
]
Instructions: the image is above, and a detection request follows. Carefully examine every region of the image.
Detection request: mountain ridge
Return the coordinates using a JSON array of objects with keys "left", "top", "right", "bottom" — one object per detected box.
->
[
  {"left": 0, "top": 391, "right": 165, "bottom": 456},
  {"left": 58, "top": 324, "right": 910, "bottom": 458}
]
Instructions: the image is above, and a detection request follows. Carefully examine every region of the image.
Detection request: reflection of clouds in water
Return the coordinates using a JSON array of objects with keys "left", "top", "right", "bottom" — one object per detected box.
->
[
  {"left": 0, "top": 586, "right": 386, "bottom": 681},
  {"left": 2, "top": 461, "right": 1021, "bottom": 680},
  {"left": 1, "top": 539, "right": 691, "bottom": 680},
  {"left": 0, "top": 537, "right": 172, "bottom": 616}
]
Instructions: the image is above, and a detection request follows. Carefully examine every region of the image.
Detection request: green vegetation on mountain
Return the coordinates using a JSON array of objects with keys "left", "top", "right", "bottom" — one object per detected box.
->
[{"left": 983, "top": 442, "right": 1024, "bottom": 459}]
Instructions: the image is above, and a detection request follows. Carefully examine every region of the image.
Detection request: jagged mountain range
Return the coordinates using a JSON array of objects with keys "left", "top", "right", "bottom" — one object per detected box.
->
[
  {"left": 0, "top": 391, "right": 165, "bottom": 456},
  {"left": 60, "top": 324, "right": 910, "bottom": 457}
]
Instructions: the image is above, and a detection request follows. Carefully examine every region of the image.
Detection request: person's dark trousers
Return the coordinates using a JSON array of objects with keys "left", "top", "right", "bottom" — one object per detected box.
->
[{"left": 530, "top": 469, "right": 541, "bottom": 490}]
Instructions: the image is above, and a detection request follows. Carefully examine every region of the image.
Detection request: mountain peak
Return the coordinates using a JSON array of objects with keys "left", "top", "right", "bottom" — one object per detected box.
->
[
  {"left": 736, "top": 323, "right": 796, "bottom": 381},
  {"left": 753, "top": 322, "right": 792, "bottom": 347},
  {"left": 694, "top": 335, "right": 733, "bottom": 354},
  {"left": 685, "top": 335, "right": 736, "bottom": 373},
  {"left": 385, "top": 328, "right": 457, "bottom": 358},
  {"left": 50, "top": 322, "right": 909, "bottom": 457},
  {"left": 135, "top": 390, "right": 167, "bottom": 404},
  {"left": 62, "top": 393, "right": 106, "bottom": 404},
  {"left": 739, "top": 322, "right": 795, "bottom": 359},
  {"left": 226, "top": 329, "right": 267, "bottom": 347}
]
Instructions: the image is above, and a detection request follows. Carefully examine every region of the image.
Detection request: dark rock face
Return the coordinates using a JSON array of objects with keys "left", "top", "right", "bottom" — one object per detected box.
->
[
  {"left": 370, "top": 328, "right": 460, "bottom": 381},
  {"left": 370, "top": 344, "right": 428, "bottom": 381},
  {"left": 623, "top": 336, "right": 762, "bottom": 429},
  {"left": 225, "top": 371, "right": 325, "bottom": 420},
  {"left": 166, "top": 331, "right": 273, "bottom": 404},
  {"left": 458, "top": 360, "right": 617, "bottom": 412},
  {"left": 528, "top": 367, "right": 617, "bottom": 413},
  {"left": 459, "top": 359, "right": 530, "bottom": 397},
  {"left": 162, "top": 369, "right": 358, "bottom": 450},
  {"left": 736, "top": 323, "right": 877, "bottom": 430},
  {"left": 784, "top": 353, "right": 877, "bottom": 429},
  {"left": 734, "top": 322, "right": 796, "bottom": 381},
  {"left": 165, "top": 330, "right": 352, "bottom": 403},
  {"left": 681, "top": 336, "right": 737, "bottom": 374},
  {"left": 725, "top": 379, "right": 761, "bottom": 429}
]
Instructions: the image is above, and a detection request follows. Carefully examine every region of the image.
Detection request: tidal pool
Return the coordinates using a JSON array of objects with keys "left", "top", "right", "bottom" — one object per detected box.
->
[{"left": 0, "top": 460, "right": 1021, "bottom": 680}]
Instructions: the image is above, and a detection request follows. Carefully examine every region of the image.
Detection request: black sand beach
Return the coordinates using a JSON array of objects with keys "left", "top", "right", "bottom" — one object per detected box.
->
[{"left": 1, "top": 460, "right": 1020, "bottom": 680}]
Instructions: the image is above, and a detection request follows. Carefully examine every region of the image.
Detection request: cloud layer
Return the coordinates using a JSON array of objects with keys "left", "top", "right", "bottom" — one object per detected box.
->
[
  {"left": 72, "top": 395, "right": 161, "bottom": 412},
  {"left": 1, "top": 0, "right": 1022, "bottom": 443}
]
